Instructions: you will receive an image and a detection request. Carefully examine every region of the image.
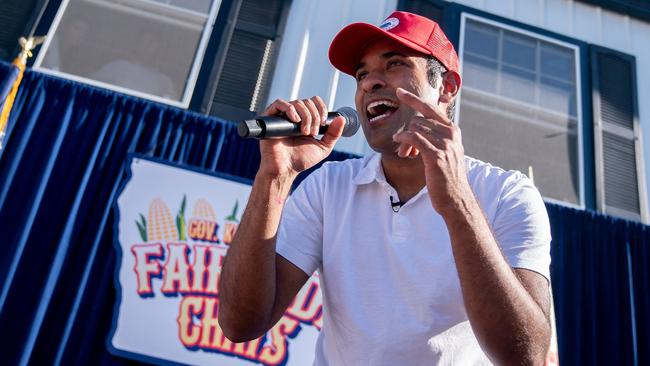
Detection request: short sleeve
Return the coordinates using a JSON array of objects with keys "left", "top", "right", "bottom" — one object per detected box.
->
[
  {"left": 276, "top": 171, "right": 324, "bottom": 276},
  {"left": 492, "top": 174, "right": 552, "bottom": 281}
]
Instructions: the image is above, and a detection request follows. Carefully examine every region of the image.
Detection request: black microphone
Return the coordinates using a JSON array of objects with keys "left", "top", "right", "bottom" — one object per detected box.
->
[
  {"left": 390, "top": 196, "right": 404, "bottom": 213},
  {"left": 238, "top": 106, "right": 360, "bottom": 139}
]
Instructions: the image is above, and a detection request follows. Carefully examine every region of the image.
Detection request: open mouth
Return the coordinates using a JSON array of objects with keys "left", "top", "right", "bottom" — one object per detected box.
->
[{"left": 366, "top": 100, "right": 399, "bottom": 123}]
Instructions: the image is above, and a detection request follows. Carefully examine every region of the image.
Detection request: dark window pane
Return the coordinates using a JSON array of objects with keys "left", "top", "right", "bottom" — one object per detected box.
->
[
  {"left": 500, "top": 65, "right": 536, "bottom": 104},
  {"left": 540, "top": 77, "right": 576, "bottom": 116},
  {"left": 459, "top": 90, "right": 580, "bottom": 204},
  {"left": 502, "top": 32, "right": 536, "bottom": 71},
  {"left": 465, "top": 20, "right": 499, "bottom": 60},
  {"left": 541, "top": 43, "right": 574, "bottom": 80},
  {"left": 463, "top": 54, "right": 498, "bottom": 93}
]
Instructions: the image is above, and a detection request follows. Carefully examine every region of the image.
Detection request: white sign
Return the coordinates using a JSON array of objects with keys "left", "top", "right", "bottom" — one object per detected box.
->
[{"left": 109, "top": 157, "right": 322, "bottom": 366}]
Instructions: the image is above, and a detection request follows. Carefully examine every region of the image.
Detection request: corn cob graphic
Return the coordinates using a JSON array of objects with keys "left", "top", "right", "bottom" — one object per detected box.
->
[
  {"left": 189, "top": 199, "right": 219, "bottom": 243},
  {"left": 192, "top": 199, "right": 216, "bottom": 220},
  {"left": 147, "top": 198, "right": 179, "bottom": 242}
]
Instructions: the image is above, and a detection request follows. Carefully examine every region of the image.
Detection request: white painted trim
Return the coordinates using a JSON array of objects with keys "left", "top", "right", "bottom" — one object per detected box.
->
[
  {"left": 458, "top": 12, "right": 585, "bottom": 209},
  {"left": 462, "top": 12, "right": 582, "bottom": 53},
  {"left": 117, "top": 0, "right": 211, "bottom": 19},
  {"left": 632, "top": 68, "right": 649, "bottom": 223},
  {"left": 86, "top": 0, "right": 207, "bottom": 30},
  {"left": 327, "top": 70, "right": 340, "bottom": 111},
  {"left": 32, "top": 0, "right": 222, "bottom": 109},
  {"left": 454, "top": 8, "right": 466, "bottom": 125},
  {"left": 179, "top": 0, "right": 222, "bottom": 107},
  {"left": 636, "top": 130, "right": 649, "bottom": 223},
  {"left": 290, "top": 30, "right": 311, "bottom": 101}
]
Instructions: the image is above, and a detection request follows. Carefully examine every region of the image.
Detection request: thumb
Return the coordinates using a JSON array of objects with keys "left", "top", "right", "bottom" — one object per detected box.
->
[{"left": 319, "top": 116, "right": 345, "bottom": 148}]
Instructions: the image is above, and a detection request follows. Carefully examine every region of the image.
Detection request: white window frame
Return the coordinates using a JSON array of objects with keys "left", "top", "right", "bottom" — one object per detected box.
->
[
  {"left": 457, "top": 12, "right": 585, "bottom": 209},
  {"left": 32, "top": 0, "right": 222, "bottom": 108}
]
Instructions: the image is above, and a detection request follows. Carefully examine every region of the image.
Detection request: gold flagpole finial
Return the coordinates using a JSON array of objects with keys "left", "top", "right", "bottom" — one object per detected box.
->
[{"left": 17, "top": 36, "right": 46, "bottom": 64}]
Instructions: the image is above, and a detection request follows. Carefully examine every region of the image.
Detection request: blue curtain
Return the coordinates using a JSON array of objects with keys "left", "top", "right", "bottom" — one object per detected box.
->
[
  {"left": 0, "top": 62, "right": 354, "bottom": 365},
  {"left": 0, "top": 61, "right": 648, "bottom": 365},
  {"left": 627, "top": 217, "right": 650, "bottom": 365},
  {"left": 547, "top": 205, "right": 648, "bottom": 365}
]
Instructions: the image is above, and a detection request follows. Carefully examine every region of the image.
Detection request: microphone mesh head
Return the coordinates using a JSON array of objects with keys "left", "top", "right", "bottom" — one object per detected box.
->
[{"left": 336, "top": 106, "right": 360, "bottom": 137}]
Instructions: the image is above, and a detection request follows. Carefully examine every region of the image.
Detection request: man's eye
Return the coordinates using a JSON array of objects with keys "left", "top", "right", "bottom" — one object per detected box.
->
[
  {"left": 356, "top": 72, "right": 367, "bottom": 81},
  {"left": 388, "top": 60, "right": 404, "bottom": 67}
]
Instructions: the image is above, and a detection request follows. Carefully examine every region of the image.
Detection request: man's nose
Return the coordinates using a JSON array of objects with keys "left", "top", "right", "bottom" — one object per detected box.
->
[{"left": 360, "top": 72, "right": 386, "bottom": 92}]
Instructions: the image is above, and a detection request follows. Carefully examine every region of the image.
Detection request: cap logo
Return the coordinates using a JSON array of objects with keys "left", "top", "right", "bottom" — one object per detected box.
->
[{"left": 379, "top": 17, "right": 399, "bottom": 31}]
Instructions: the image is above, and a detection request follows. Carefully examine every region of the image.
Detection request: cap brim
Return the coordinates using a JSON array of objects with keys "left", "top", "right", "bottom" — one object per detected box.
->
[{"left": 328, "top": 22, "right": 431, "bottom": 76}]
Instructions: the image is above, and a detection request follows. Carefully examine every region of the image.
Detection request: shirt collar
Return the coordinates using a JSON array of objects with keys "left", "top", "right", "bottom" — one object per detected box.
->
[{"left": 352, "top": 153, "right": 386, "bottom": 185}]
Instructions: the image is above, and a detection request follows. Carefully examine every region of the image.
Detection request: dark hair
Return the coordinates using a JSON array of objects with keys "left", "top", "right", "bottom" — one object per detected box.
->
[{"left": 426, "top": 56, "right": 456, "bottom": 121}]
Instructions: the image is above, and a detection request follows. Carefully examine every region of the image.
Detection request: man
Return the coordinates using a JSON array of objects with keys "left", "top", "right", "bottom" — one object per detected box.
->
[{"left": 219, "top": 11, "right": 552, "bottom": 365}]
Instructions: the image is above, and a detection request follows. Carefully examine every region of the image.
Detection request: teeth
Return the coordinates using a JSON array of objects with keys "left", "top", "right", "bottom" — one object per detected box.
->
[
  {"left": 369, "top": 111, "right": 393, "bottom": 122},
  {"left": 366, "top": 100, "right": 398, "bottom": 113}
]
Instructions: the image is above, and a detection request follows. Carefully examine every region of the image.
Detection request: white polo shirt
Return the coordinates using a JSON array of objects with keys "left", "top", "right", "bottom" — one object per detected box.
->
[{"left": 276, "top": 153, "right": 551, "bottom": 365}]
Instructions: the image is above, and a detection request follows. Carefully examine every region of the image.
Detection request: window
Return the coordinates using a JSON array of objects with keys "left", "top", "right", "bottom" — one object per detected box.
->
[
  {"left": 33, "top": 0, "right": 221, "bottom": 107},
  {"left": 458, "top": 14, "right": 583, "bottom": 207}
]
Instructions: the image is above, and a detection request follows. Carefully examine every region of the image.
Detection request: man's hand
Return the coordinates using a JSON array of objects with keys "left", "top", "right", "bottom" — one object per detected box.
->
[
  {"left": 392, "top": 87, "right": 472, "bottom": 215},
  {"left": 259, "top": 96, "right": 345, "bottom": 178},
  {"left": 393, "top": 90, "right": 550, "bottom": 364}
]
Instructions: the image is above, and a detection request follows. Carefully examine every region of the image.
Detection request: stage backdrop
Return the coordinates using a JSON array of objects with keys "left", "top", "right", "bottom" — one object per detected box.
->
[{"left": 0, "top": 61, "right": 648, "bottom": 366}]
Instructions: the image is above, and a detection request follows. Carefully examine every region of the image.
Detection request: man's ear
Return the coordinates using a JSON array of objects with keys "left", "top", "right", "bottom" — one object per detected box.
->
[{"left": 439, "top": 70, "right": 461, "bottom": 103}]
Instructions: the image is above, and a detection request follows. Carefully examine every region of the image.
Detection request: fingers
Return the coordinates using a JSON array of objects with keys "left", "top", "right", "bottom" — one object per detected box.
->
[
  {"left": 263, "top": 99, "right": 300, "bottom": 122},
  {"left": 393, "top": 130, "right": 437, "bottom": 155},
  {"left": 394, "top": 116, "right": 460, "bottom": 158},
  {"left": 292, "top": 100, "right": 312, "bottom": 136},
  {"left": 319, "top": 116, "right": 345, "bottom": 149},
  {"left": 393, "top": 88, "right": 453, "bottom": 157},
  {"left": 263, "top": 96, "right": 328, "bottom": 137},
  {"left": 396, "top": 142, "right": 421, "bottom": 159},
  {"left": 397, "top": 142, "right": 414, "bottom": 158},
  {"left": 303, "top": 98, "right": 322, "bottom": 136},
  {"left": 312, "top": 96, "right": 328, "bottom": 126},
  {"left": 396, "top": 88, "right": 451, "bottom": 125},
  {"left": 406, "top": 115, "right": 460, "bottom": 148}
]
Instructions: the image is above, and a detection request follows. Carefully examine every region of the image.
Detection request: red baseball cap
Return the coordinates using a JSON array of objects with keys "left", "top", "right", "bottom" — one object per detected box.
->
[{"left": 329, "top": 11, "right": 459, "bottom": 77}]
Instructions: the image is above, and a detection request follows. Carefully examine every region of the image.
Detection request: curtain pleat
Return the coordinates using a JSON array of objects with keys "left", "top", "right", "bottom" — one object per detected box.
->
[
  {"left": 547, "top": 205, "right": 643, "bottom": 365},
  {"left": 1, "top": 61, "right": 648, "bottom": 365}
]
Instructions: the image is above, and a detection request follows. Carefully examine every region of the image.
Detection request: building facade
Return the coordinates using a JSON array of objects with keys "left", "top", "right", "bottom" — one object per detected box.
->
[{"left": 1, "top": 0, "right": 648, "bottom": 221}]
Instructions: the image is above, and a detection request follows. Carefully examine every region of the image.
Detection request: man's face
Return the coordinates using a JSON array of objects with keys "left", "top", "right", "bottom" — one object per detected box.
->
[{"left": 354, "top": 38, "right": 439, "bottom": 154}]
